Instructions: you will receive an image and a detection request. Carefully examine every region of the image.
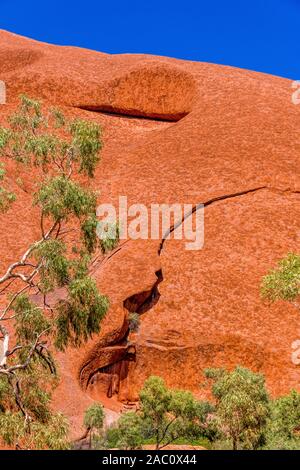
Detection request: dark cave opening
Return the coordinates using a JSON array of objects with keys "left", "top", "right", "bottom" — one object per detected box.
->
[
  {"left": 123, "top": 269, "right": 163, "bottom": 314},
  {"left": 85, "top": 269, "right": 163, "bottom": 399}
]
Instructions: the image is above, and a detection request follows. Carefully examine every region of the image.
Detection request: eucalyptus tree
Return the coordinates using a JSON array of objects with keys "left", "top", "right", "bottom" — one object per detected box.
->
[{"left": 0, "top": 95, "right": 116, "bottom": 448}]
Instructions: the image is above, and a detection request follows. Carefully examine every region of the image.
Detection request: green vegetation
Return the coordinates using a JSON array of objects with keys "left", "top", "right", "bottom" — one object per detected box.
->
[
  {"left": 261, "top": 253, "right": 300, "bottom": 305},
  {"left": 0, "top": 163, "right": 15, "bottom": 212},
  {"left": 108, "top": 412, "right": 144, "bottom": 450},
  {"left": 264, "top": 390, "right": 300, "bottom": 449},
  {"left": 0, "top": 95, "right": 118, "bottom": 449},
  {"left": 98, "top": 222, "right": 120, "bottom": 254},
  {"left": 93, "top": 369, "right": 300, "bottom": 451},
  {"left": 95, "top": 376, "right": 212, "bottom": 450},
  {"left": 83, "top": 403, "right": 105, "bottom": 448},
  {"left": 202, "top": 366, "right": 300, "bottom": 450},
  {"left": 139, "top": 376, "right": 209, "bottom": 450},
  {"left": 204, "top": 366, "right": 270, "bottom": 450}
]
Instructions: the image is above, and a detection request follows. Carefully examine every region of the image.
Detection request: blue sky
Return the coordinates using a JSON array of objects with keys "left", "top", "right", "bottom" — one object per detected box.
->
[{"left": 1, "top": 0, "right": 300, "bottom": 79}]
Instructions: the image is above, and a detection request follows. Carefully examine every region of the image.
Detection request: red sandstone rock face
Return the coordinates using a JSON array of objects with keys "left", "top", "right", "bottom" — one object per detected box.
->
[{"left": 0, "top": 30, "right": 300, "bottom": 436}]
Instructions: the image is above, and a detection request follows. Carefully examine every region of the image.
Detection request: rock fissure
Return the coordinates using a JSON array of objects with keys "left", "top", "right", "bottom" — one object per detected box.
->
[
  {"left": 157, "top": 185, "right": 300, "bottom": 254},
  {"left": 81, "top": 269, "right": 164, "bottom": 399},
  {"left": 76, "top": 105, "right": 187, "bottom": 123},
  {"left": 123, "top": 269, "right": 163, "bottom": 314}
]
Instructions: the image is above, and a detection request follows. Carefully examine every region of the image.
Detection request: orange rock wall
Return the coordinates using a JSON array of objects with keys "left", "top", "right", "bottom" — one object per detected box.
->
[{"left": 0, "top": 30, "right": 299, "bottom": 435}]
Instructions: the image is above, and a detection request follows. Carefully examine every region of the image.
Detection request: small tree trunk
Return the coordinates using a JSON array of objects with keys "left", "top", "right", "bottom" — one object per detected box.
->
[
  {"left": 156, "top": 430, "right": 160, "bottom": 450},
  {"left": 0, "top": 325, "right": 9, "bottom": 366}
]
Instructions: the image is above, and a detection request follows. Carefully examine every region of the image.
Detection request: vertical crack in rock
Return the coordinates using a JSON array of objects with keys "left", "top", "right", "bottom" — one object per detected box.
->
[
  {"left": 123, "top": 269, "right": 163, "bottom": 314},
  {"left": 82, "top": 269, "right": 164, "bottom": 399},
  {"left": 87, "top": 343, "right": 137, "bottom": 399}
]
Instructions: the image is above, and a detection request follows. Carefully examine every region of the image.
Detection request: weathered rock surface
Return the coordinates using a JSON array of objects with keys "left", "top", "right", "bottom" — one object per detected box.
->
[{"left": 0, "top": 30, "right": 300, "bottom": 436}]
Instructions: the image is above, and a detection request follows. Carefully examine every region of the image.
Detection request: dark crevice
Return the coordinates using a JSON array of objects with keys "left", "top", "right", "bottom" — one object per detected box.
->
[
  {"left": 87, "top": 344, "right": 136, "bottom": 398},
  {"left": 158, "top": 186, "right": 267, "bottom": 254},
  {"left": 76, "top": 105, "right": 188, "bottom": 123},
  {"left": 123, "top": 269, "right": 163, "bottom": 314},
  {"left": 84, "top": 269, "right": 164, "bottom": 399}
]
